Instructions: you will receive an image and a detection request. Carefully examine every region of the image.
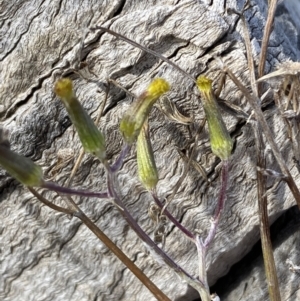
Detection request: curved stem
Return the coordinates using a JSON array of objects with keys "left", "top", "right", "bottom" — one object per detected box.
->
[
  {"left": 110, "top": 144, "right": 131, "bottom": 173},
  {"left": 91, "top": 26, "right": 196, "bottom": 84},
  {"left": 43, "top": 181, "right": 109, "bottom": 199},
  {"left": 151, "top": 194, "right": 195, "bottom": 241},
  {"left": 28, "top": 187, "right": 171, "bottom": 301},
  {"left": 204, "top": 160, "right": 229, "bottom": 247},
  {"left": 225, "top": 68, "right": 300, "bottom": 209},
  {"left": 194, "top": 160, "right": 230, "bottom": 301},
  {"left": 105, "top": 170, "right": 206, "bottom": 295}
]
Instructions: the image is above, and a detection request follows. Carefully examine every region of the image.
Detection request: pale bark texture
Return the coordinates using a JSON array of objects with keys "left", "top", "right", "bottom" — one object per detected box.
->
[{"left": 1, "top": 0, "right": 300, "bottom": 300}]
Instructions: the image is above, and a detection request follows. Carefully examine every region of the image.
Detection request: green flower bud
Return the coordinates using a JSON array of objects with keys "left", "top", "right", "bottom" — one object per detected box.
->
[
  {"left": 120, "top": 78, "right": 170, "bottom": 144},
  {"left": 54, "top": 79, "right": 106, "bottom": 160},
  {"left": 137, "top": 121, "right": 158, "bottom": 190},
  {"left": 196, "top": 76, "right": 233, "bottom": 160},
  {"left": 0, "top": 144, "right": 43, "bottom": 187}
]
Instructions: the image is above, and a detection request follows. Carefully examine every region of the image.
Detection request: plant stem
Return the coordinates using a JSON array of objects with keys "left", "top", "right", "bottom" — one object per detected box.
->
[
  {"left": 195, "top": 236, "right": 211, "bottom": 301},
  {"left": 204, "top": 160, "right": 229, "bottom": 247},
  {"left": 67, "top": 149, "right": 85, "bottom": 187},
  {"left": 28, "top": 187, "right": 171, "bottom": 301},
  {"left": 28, "top": 187, "right": 74, "bottom": 215},
  {"left": 258, "top": 0, "right": 278, "bottom": 79},
  {"left": 224, "top": 68, "right": 300, "bottom": 209},
  {"left": 105, "top": 169, "right": 207, "bottom": 295},
  {"left": 239, "top": 0, "right": 258, "bottom": 96},
  {"left": 110, "top": 144, "right": 131, "bottom": 172},
  {"left": 43, "top": 181, "right": 109, "bottom": 199},
  {"left": 151, "top": 194, "right": 195, "bottom": 241},
  {"left": 254, "top": 126, "right": 281, "bottom": 301},
  {"left": 91, "top": 26, "right": 196, "bottom": 84},
  {"left": 239, "top": 5, "right": 281, "bottom": 299},
  {"left": 77, "top": 210, "right": 172, "bottom": 301},
  {"left": 194, "top": 160, "right": 229, "bottom": 301}
]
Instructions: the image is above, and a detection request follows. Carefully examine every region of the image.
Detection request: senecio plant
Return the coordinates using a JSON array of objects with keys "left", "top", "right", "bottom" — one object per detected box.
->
[
  {"left": 4, "top": 1, "right": 299, "bottom": 299},
  {"left": 0, "top": 71, "right": 232, "bottom": 301}
]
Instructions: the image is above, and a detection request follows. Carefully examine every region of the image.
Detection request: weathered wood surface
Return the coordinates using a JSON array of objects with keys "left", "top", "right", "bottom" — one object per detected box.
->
[
  {"left": 1, "top": 0, "right": 300, "bottom": 300},
  {"left": 218, "top": 206, "right": 300, "bottom": 300}
]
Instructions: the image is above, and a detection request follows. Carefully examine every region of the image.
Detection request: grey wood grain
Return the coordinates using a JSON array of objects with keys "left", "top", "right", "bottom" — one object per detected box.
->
[
  {"left": 1, "top": 0, "right": 299, "bottom": 300},
  {"left": 218, "top": 206, "right": 300, "bottom": 301}
]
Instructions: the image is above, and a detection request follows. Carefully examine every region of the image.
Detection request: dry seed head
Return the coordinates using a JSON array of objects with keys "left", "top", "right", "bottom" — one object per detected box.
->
[
  {"left": 257, "top": 61, "right": 300, "bottom": 113},
  {"left": 257, "top": 61, "right": 300, "bottom": 82},
  {"left": 159, "top": 96, "right": 192, "bottom": 125}
]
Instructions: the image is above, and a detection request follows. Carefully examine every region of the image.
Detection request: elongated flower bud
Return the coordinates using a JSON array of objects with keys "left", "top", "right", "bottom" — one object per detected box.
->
[
  {"left": 196, "top": 76, "right": 233, "bottom": 160},
  {"left": 120, "top": 78, "right": 170, "bottom": 144},
  {"left": 137, "top": 121, "right": 158, "bottom": 190},
  {"left": 0, "top": 142, "right": 43, "bottom": 187},
  {"left": 54, "top": 79, "right": 106, "bottom": 160}
]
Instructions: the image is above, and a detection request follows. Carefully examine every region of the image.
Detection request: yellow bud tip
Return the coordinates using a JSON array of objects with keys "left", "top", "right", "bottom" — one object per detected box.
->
[
  {"left": 147, "top": 78, "right": 170, "bottom": 99},
  {"left": 54, "top": 78, "right": 74, "bottom": 100},
  {"left": 196, "top": 75, "right": 212, "bottom": 93}
]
